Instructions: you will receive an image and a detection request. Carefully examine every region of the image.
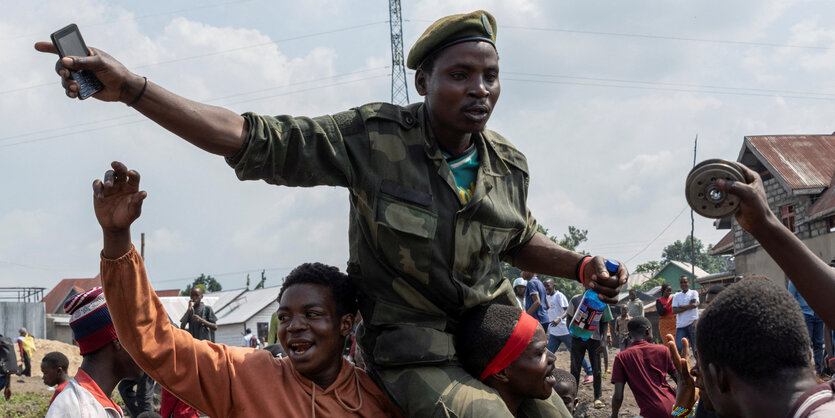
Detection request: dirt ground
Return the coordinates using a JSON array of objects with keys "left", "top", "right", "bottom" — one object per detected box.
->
[
  {"left": 553, "top": 346, "right": 643, "bottom": 418},
  {"left": 13, "top": 338, "right": 654, "bottom": 417}
]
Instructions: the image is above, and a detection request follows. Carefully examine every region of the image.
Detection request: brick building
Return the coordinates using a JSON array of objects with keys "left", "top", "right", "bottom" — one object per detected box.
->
[{"left": 709, "top": 135, "right": 835, "bottom": 288}]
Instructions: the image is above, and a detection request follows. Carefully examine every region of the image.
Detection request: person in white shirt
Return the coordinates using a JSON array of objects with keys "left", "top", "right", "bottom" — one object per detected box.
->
[
  {"left": 671, "top": 275, "right": 699, "bottom": 354},
  {"left": 513, "top": 277, "right": 527, "bottom": 310},
  {"left": 544, "top": 278, "right": 594, "bottom": 384},
  {"left": 241, "top": 328, "right": 257, "bottom": 348},
  {"left": 543, "top": 278, "right": 569, "bottom": 353}
]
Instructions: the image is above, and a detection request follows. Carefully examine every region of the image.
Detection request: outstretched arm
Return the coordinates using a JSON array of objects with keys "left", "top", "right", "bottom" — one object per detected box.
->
[
  {"left": 34, "top": 43, "right": 246, "bottom": 157},
  {"left": 512, "top": 233, "right": 628, "bottom": 304},
  {"left": 717, "top": 164, "right": 835, "bottom": 328}
]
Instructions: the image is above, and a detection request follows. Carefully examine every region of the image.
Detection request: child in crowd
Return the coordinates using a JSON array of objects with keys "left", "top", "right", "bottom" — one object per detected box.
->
[
  {"left": 551, "top": 369, "right": 577, "bottom": 414},
  {"left": 456, "top": 303, "right": 571, "bottom": 416},
  {"left": 612, "top": 308, "right": 631, "bottom": 351},
  {"left": 41, "top": 352, "right": 70, "bottom": 401},
  {"left": 46, "top": 287, "right": 145, "bottom": 416},
  {"left": 92, "top": 162, "right": 401, "bottom": 417}
]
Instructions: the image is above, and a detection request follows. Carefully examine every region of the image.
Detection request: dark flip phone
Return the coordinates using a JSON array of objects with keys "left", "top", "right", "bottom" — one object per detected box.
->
[{"left": 50, "top": 24, "right": 103, "bottom": 100}]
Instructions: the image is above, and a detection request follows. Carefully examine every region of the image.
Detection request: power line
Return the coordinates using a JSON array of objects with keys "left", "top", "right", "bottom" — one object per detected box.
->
[
  {"left": 1, "top": 73, "right": 389, "bottom": 149},
  {"left": 3, "top": 21, "right": 388, "bottom": 96},
  {"left": 3, "top": 0, "right": 254, "bottom": 42},
  {"left": 503, "top": 71, "right": 835, "bottom": 98},
  {"left": 501, "top": 77, "right": 835, "bottom": 102},
  {"left": 624, "top": 206, "right": 688, "bottom": 264},
  {"left": 0, "top": 67, "right": 389, "bottom": 144},
  {"left": 404, "top": 19, "right": 833, "bottom": 51}
]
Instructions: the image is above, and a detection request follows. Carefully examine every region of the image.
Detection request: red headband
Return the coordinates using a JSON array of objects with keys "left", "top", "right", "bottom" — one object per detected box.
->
[{"left": 478, "top": 310, "right": 539, "bottom": 381}]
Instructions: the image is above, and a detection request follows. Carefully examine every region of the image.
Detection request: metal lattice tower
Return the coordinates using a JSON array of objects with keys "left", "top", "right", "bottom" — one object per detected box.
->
[{"left": 388, "top": 0, "right": 409, "bottom": 105}]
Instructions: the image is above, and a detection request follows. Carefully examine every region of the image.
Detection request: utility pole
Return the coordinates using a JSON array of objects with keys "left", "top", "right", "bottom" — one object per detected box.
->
[
  {"left": 388, "top": 0, "right": 409, "bottom": 105},
  {"left": 690, "top": 135, "right": 697, "bottom": 279}
]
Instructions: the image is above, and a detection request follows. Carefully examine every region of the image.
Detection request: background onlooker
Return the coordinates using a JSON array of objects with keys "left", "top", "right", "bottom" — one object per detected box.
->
[
  {"left": 543, "top": 278, "right": 570, "bottom": 354},
  {"left": 788, "top": 279, "right": 824, "bottom": 376},
  {"left": 15, "top": 328, "right": 35, "bottom": 377},
  {"left": 626, "top": 290, "right": 644, "bottom": 318},
  {"left": 612, "top": 309, "right": 631, "bottom": 351},
  {"left": 611, "top": 317, "right": 678, "bottom": 418},
  {"left": 523, "top": 271, "right": 550, "bottom": 330},
  {"left": 655, "top": 284, "right": 676, "bottom": 344},
  {"left": 566, "top": 293, "right": 612, "bottom": 409},
  {"left": 672, "top": 276, "right": 699, "bottom": 354},
  {"left": 513, "top": 278, "right": 527, "bottom": 310}
]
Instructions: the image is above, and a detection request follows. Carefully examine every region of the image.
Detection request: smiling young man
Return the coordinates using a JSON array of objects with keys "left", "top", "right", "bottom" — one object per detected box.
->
[
  {"left": 92, "top": 162, "right": 401, "bottom": 417},
  {"left": 38, "top": 10, "right": 627, "bottom": 416}
]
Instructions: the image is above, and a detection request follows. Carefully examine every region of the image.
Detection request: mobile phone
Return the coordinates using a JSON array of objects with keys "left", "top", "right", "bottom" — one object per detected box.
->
[{"left": 50, "top": 24, "right": 103, "bottom": 100}]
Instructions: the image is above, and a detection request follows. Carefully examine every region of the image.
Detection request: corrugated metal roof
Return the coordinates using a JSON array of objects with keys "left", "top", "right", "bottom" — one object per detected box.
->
[
  {"left": 807, "top": 185, "right": 835, "bottom": 221},
  {"left": 741, "top": 135, "right": 835, "bottom": 191},
  {"left": 668, "top": 261, "right": 709, "bottom": 278},
  {"left": 625, "top": 271, "right": 652, "bottom": 289},
  {"left": 216, "top": 286, "right": 281, "bottom": 326},
  {"left": 158, "top": 296, "right": 220, "bottom": 325},
  {"left": 211, "top": 288, "right": 248, "bottom": 313},
  {"left": 710, "top": 231, "right": 734, "bottom": 256}
]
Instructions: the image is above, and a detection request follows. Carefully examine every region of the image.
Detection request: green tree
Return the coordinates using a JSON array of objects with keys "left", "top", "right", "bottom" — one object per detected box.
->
[
  {"left": 180, "top": 274, "right": 222, "bottom": 296},
  {"left": 501, "top": 225, "right": 587, "bottom": 299},
  {"left": 661, "top": 236, "right": 728, "bottom": 274},
  {"left": 634, "top": 260, "right": 663, "bottom": 276},
  {"left": 635, "top": 276, "right": 665, "bottom": 292}
]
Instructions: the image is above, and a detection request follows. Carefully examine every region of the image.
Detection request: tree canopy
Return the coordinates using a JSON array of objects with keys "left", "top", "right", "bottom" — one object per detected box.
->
[
  {"left": 180, "top": 273, "right": 222, "bottom": 296},
  {"left": 661, "top": 235, "right": 727, "bottom": 274},
  {"left": 502, "top": 225, "right": 586, "bottom": 299}
]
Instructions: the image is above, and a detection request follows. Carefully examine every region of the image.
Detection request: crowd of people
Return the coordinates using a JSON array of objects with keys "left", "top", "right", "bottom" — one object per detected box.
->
[{"left": 4, "top": 6, "right": 830, "bottom": 418}]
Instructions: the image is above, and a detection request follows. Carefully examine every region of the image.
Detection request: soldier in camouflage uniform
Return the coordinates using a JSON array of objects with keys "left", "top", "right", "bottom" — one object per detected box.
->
[{"left": 38, "top": 10, "right": 627, "bottom": 417}]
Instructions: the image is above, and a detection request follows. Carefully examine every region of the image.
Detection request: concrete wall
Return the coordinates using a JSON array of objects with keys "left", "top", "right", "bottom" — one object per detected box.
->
[
  {"left": 734, "top": 247, "right": 787, "bottom": 287},
  {"left": 0, "top": 302, "right": 45, "bottom": 339},
  {"left": 45, "top": 315, "right": 74, "bottom": 345}
]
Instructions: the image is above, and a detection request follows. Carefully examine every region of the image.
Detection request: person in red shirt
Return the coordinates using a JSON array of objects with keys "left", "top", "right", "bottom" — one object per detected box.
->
[
  {"left": 610, "top": 317, "right": 679, "bottom": 418},
  {"left": 41, "top": 352, "right": 70, "bottom": 405}
]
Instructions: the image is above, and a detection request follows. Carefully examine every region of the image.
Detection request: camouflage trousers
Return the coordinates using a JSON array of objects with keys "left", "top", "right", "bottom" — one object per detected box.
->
[{"left": 367, "top": 362, "right": 572, "bottom": 418}]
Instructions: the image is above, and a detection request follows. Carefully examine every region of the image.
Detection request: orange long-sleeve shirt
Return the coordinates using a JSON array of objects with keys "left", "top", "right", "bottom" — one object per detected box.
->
[{"left": 100, "top": 247, "right": 401, "bottom": 418}]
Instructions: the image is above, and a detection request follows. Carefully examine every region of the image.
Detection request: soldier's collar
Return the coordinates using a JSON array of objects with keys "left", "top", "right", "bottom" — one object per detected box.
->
[{"left": 419, "top": 105, "right": 511, "bottom": 177}]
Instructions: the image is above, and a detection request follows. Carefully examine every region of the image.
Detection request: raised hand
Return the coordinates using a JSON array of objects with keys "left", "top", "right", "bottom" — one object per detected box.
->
[
  {"left": 34, "top": 42, "right": 143, "bottom": 103},
  {"left": 93, "top": 161, "right": 146, "bottom": 231},
  {"left": 665, "top": 334, "right": 698, "bottom": 410}
]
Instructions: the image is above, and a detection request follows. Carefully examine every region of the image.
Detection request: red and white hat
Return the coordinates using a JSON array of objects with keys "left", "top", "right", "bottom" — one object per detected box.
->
[{"left": 63, "top": 287, "right": 118, "bottom": 355}]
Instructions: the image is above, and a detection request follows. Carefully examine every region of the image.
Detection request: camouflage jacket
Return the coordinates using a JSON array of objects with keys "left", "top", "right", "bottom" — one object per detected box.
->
[{"left": 227, "top": 102, "right": 537, "bottom": 367}]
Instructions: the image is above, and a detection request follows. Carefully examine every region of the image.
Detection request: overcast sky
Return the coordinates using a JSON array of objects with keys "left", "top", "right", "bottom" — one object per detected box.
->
[{"left": 4, "top": 0, "right": 835, "bottom": 295}]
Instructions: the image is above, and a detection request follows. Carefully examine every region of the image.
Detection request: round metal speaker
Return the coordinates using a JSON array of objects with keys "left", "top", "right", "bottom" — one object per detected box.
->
[{"left": 685, "top": 159, "right": 746, "bottom": 219}]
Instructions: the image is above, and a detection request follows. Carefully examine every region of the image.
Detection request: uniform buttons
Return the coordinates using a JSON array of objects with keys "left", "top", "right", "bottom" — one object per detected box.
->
[{"left": 404, "top": 115, "right": 415, "bottom": 125}]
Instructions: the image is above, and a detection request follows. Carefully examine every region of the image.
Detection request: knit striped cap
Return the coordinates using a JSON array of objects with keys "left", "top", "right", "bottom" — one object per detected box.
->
[{"left": 63, "top": 287, "right": 118, "bottom": 355}]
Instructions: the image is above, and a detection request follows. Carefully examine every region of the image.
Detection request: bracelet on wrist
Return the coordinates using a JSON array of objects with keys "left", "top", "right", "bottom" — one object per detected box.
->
[
  {"left": 574, "top": 255, "right": 592, "bottom": 285},
  {"left": 671, "top": 405, "right": 695, "bottom": 417},
  {"left": 578, "top": 256, "right": 593, "bottom": 287},
  {"left": 127, "top": 76, "right": 148, "bottom": 107}
]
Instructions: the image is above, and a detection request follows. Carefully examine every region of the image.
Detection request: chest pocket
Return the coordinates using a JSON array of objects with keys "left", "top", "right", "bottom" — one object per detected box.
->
[{"left": 374, "top": 192, "right": 438, "bottom": 284}]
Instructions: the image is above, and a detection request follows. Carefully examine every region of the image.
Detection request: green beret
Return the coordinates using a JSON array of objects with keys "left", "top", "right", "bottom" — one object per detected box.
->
[{"left": 406, "top": 10, "right": 497, "bottom": 70}]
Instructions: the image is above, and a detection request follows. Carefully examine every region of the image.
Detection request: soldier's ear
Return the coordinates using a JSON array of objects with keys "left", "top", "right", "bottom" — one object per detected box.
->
[{"left": 415, "top": 69, "right": 428, "bottom": 96}]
